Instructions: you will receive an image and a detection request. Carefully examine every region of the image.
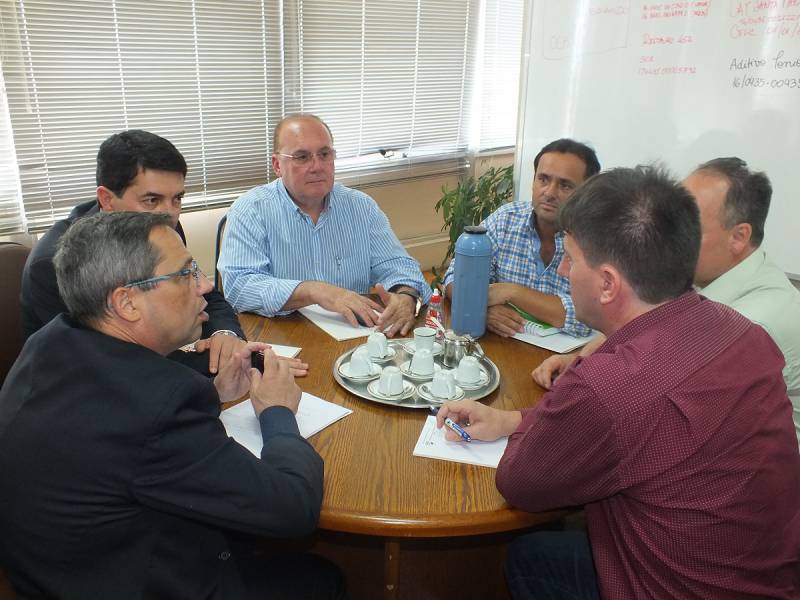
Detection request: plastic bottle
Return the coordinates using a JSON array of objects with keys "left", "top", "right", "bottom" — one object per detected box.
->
[
  {"left": 425, "top": 290, "right": 444, "bottom": 331},
  {"left": 450, "top": 225, "right": 492, "bottom": 338}
]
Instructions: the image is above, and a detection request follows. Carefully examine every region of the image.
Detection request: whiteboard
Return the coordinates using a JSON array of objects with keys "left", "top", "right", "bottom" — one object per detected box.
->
[{"left": 514, "top": 0, "right": 800, "bottom": 278}]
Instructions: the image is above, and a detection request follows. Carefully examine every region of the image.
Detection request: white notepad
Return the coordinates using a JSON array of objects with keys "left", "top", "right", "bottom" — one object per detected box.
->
[
  {"left": 513, "top": 330, "right": 598, "bottom": 354},
  {"left": 220, "top": 394, "right": 352, "bottom": 456},
  {"left": 413, "top": 416, "right": 508, "bottom": 469},
  {"left": 265, "top": 344, "right": 302, "bottom": 358},
  {"left": 298, "top": 304, "right": 374, "bottom": 341}
]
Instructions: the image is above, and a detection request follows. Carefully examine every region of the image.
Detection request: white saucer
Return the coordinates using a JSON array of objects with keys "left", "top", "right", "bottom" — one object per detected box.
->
[
  {"left": 355, "top": 344, "right": 397, "bottom": 364},
  {"left": 398, "top": 360, "right": 441, "bottom": 382},
  {"left": 417, "top": 382, "right": 465, "bottom": 403},
  {"left": 402, "top": 340, "right": 443, "bottom": 356},
  {"left": 454, "top": 367, "right": 490, "bottom": 390},
  {"left": 338, "top": 361, "right": 382, "bottom": 382},
  {"left": 367, "top": 379, "right": 416, "bottom": 401}
]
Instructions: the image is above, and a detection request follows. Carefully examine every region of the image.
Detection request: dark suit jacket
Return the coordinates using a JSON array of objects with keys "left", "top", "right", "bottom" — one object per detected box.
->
[
  {"left": 0, "top": 315, "right": 323, "bottom": 599},
  {"left": 20, "top": 199, "right": 244, "bottom": 344}
]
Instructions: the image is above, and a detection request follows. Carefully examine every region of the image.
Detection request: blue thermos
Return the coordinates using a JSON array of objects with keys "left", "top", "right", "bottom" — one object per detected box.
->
[{"left": 451, "top": 225, "right": 492, "bottom": 338}]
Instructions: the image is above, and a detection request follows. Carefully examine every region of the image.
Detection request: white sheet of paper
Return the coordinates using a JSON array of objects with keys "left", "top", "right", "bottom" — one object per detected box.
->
[
  {"left": 220, "top": 394, "right": 352, "bottom": 456},
  {"left": 413, "top": 416, "right": 508, "bottom": 469},
  {"left": 298, "top": 304, "right": 374, "bottom": 341},
  {"left": 513, "top": 330, "right": 598, "bottom": 354},
  {"left": 267, "top": 344, "right": 302, "bottom": 358}
]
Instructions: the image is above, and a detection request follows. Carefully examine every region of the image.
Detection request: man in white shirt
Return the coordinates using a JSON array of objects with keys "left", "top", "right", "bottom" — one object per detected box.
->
[{"left": 218, "top": 113, "right": 430, "bottom": 337}]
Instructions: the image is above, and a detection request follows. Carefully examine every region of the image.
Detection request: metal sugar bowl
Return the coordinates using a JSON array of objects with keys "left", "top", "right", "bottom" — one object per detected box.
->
[{"left": 442, "top": 330, "right": 485, "bottom": 368}]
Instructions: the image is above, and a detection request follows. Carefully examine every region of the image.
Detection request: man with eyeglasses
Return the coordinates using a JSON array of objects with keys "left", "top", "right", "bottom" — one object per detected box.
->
[
  {"left": 0, "top": 211, "right": 343, "bottom": 599},
  {"left": 21, "top": 129, "right": 246, "bottom": 375},
  {"left": 218, "top": 113, "right": 431, "bottom": 337}
]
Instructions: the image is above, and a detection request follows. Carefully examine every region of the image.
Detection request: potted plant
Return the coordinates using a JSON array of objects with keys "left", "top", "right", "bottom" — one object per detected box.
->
[{"left": 431, "top": 164, "right": 513, "bottom": 290}]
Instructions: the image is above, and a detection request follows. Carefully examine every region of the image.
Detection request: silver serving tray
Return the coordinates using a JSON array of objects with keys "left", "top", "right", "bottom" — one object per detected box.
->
[{"left": 332, "top": 338, "right": 500, "bottom": 409}]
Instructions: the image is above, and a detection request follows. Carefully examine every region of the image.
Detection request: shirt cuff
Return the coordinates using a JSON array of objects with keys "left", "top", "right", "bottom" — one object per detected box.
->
[
  {"left": 383, "top": 277, "right": 432, "bottom": 304},
  {"left": 260, "top": 278, "right": 303, "bottom": 316}
]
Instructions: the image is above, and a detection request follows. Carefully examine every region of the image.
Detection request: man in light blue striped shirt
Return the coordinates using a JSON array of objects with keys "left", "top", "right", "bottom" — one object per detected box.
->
[
  {"left": 444, "top": 139, "right": 600, "bottom": 337},
  {"left": 218, "top": 114, "right": 430, "bottom": 337}
]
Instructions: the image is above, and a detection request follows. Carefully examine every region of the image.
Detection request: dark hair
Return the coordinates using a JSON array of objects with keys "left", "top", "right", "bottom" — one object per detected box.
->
[
  {"left": 534, "top": 139, "right": 601, "bottom": 179},
  {"left": 559, "top": 165, "right": 700, "bottom": 304},
  {"left": 96, "top": 130, "right": 187, "bottom": 197},
  {"left": 694, "top": 157, "right": 772, "bottom": 247},
  {"left": 54, "top": 212, "right": 173, "bottom": 327},
  {"left": 273, "top": 113, "right": 334, "bottom": 152}
]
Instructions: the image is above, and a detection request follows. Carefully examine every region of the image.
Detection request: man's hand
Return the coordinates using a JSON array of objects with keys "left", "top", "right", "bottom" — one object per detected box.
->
[
  {"left": 531, "top": 353, "right": 577, "bottom": 389},
  {"left": 195, "top": 333, "right": 247, "bottom": 374},
  {"left": 250, "top": 349, "right": 302, "bottom": 416},
  {"left": 435, "top": 399, "right": 522, "bottom": 442},
  {"left": 488, "top": 283, "right": 515, "bottom": 307},
  {"left": 315, "top": 283, "right": 383, "bottom": 328},
  {"left": 486, "top": 304, "right": 525, "bottom": 337},
  {"left": 213, "top": 342, "right": 270, "bottom": 403},
  {"left": 281, "top": 356, "right": 310, "bottom": 377},
  {"left": 375, "top": 284, "right": 416, "bottom": 338}
]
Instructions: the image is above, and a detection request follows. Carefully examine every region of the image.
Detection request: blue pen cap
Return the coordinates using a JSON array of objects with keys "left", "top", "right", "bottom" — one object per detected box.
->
[{"left": 454, "top": 225, "right": 492, "bottom": 257}]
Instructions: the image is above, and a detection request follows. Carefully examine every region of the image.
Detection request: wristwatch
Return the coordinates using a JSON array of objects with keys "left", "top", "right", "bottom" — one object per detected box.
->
[
  {"left": 210, "top": 329, "right": 242, "bottom": 339},
  {"left": 391, "top": 287, "right": 422, "bottom": 317}
]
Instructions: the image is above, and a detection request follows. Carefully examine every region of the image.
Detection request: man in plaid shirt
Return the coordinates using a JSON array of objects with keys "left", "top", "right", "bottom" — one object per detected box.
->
[{"left": 444, "top": 139, "right": 600, "bottom": 337}]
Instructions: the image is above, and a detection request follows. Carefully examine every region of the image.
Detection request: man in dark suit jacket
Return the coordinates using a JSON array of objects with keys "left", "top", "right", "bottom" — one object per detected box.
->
[
  {"left": 21, "top": 129, "right": 244, "bottom": 375},
  {"left": 0, "top": 212, "right": 342, "bottom": 599}
]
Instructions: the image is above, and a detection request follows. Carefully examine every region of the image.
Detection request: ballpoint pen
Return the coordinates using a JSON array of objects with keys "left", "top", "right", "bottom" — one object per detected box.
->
[{"left": 430, "top": 407, "right": 471, "bottom": 442}]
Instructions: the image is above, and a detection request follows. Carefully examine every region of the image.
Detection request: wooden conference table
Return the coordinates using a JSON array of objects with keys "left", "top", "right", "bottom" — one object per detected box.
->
[{"left": 236, "top": 311, "right": 568, "bottom": 599}]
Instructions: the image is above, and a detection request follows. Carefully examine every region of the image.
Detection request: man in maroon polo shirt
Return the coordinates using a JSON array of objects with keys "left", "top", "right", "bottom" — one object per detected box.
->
[{"left": 436, "top": 166, "right": 800, "bottom": 599}]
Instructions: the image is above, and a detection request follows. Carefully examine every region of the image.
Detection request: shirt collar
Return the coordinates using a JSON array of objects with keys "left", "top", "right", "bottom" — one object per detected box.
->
[
  {"left": 529, "top": 207, "right": 565, "bottom": 240},
  {"left": 697, "top": 248, "right": 765, "bottom": 305},
  {"left": 277, "top": 179, "right": 333, "bottom": 218},
  {"left": 598, "top": 290, "right": 702, "bottom": 352}
]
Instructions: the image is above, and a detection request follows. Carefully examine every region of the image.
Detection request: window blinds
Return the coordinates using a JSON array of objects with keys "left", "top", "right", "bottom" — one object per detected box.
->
[{"left": 0, "top": 0, "right": 520, "bottom": 235}]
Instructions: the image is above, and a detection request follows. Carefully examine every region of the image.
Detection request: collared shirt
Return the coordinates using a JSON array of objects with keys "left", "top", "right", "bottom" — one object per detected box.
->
[
  {"left": 496, "top": 292, "right": 800, "bottom": 599},
  {"left": 218, "top": 179, "right": 431, "bottom": 316},
  {"left": 442, "top": 201, "right": 591, "bottom": 336},
  {"left": 699, "top": 248, "right": 800, "bottom": 444}
]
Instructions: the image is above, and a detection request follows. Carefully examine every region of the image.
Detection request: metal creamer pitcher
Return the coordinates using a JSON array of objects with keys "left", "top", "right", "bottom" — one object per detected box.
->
[{"left": 442, "top": 330, "right": 484, "bottom": 368}]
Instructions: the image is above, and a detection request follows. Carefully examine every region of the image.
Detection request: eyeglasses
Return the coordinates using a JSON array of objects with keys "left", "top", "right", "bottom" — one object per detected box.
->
[
  {"left": 275, "top": 148, "right": 337, "bottom": 165},
  {"left": 124, "top": 259, "right": 204, "bottom": 289}
]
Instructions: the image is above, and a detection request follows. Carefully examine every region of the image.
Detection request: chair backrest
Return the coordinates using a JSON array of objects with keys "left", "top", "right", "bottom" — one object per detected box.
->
[
  {"left": 0, "top": 242, "right": 31, "bottom": 387},
  {"left": 214, "top": 214, "right": 227, "bottom": 294}
]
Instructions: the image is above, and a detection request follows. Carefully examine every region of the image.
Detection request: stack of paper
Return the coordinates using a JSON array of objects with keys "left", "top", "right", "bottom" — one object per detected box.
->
[
  {"left": 413, "top": 416, "right": 508, "bottom": 468},
  {"left": 220, "top": 394, "right": 352, "bottom": 456},
  {"left": 298, "top": 304, "right": 374, "bottom": 341}
]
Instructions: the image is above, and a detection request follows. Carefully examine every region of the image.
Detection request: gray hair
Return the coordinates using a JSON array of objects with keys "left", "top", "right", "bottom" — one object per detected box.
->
[
  {"left": 694, "top": 157, "right": 772, "bottom": 247},
  {"left": 54, "top": 212, "right": 173, "bottom": 327}
]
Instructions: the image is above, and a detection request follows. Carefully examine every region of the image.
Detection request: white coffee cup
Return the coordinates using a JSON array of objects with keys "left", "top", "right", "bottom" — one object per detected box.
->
[
  {"left": 431, "top": 371, "right": 457, "bottom": 399},
  {"left": 367, "top": 331, "right": 389, "bottom": 358},
  {"left": 378, "top": 366, "right": 404, "bottom": 396},
  {"left": 456, "top": 355, "right": 481, "bottom": 384},
  {"left": 348, "top": 348, "right": 373, "bottom": 377},
  {"left": 410, "top": 348, "right": 434, "bottom": 376},
  {"left": 414, "top": 326, "right": 436, "bottom": 352}
]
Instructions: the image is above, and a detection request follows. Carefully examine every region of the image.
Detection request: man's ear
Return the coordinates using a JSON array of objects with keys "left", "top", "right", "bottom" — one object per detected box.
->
[
  {"left": 729, "top": 222, "right": 753, "bottom": 257},
  {"left": 96, "top": 186, "right": 117, "bottom": 212},
  {"left": 107, "top": 287, "right": 142, "bottom": 324},
  {"left": 598, "top": 264, "right": 622, "bottom": 305},
  {"left": 271, "top": 154, "right": 283, "bottom": 178}
]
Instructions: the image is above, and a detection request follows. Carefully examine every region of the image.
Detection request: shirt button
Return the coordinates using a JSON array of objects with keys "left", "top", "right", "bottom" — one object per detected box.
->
[{"left": 218, "top": 551, "right": 231, "bottom": 561}]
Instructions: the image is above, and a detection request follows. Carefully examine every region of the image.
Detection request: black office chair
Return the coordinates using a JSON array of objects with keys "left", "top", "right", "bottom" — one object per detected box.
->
[
  {"left": 214, "top": 214, "right": 227, "bottom": 294},
  {"left": 0, "top": 242, "right": 31, "bottom": 387}
]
